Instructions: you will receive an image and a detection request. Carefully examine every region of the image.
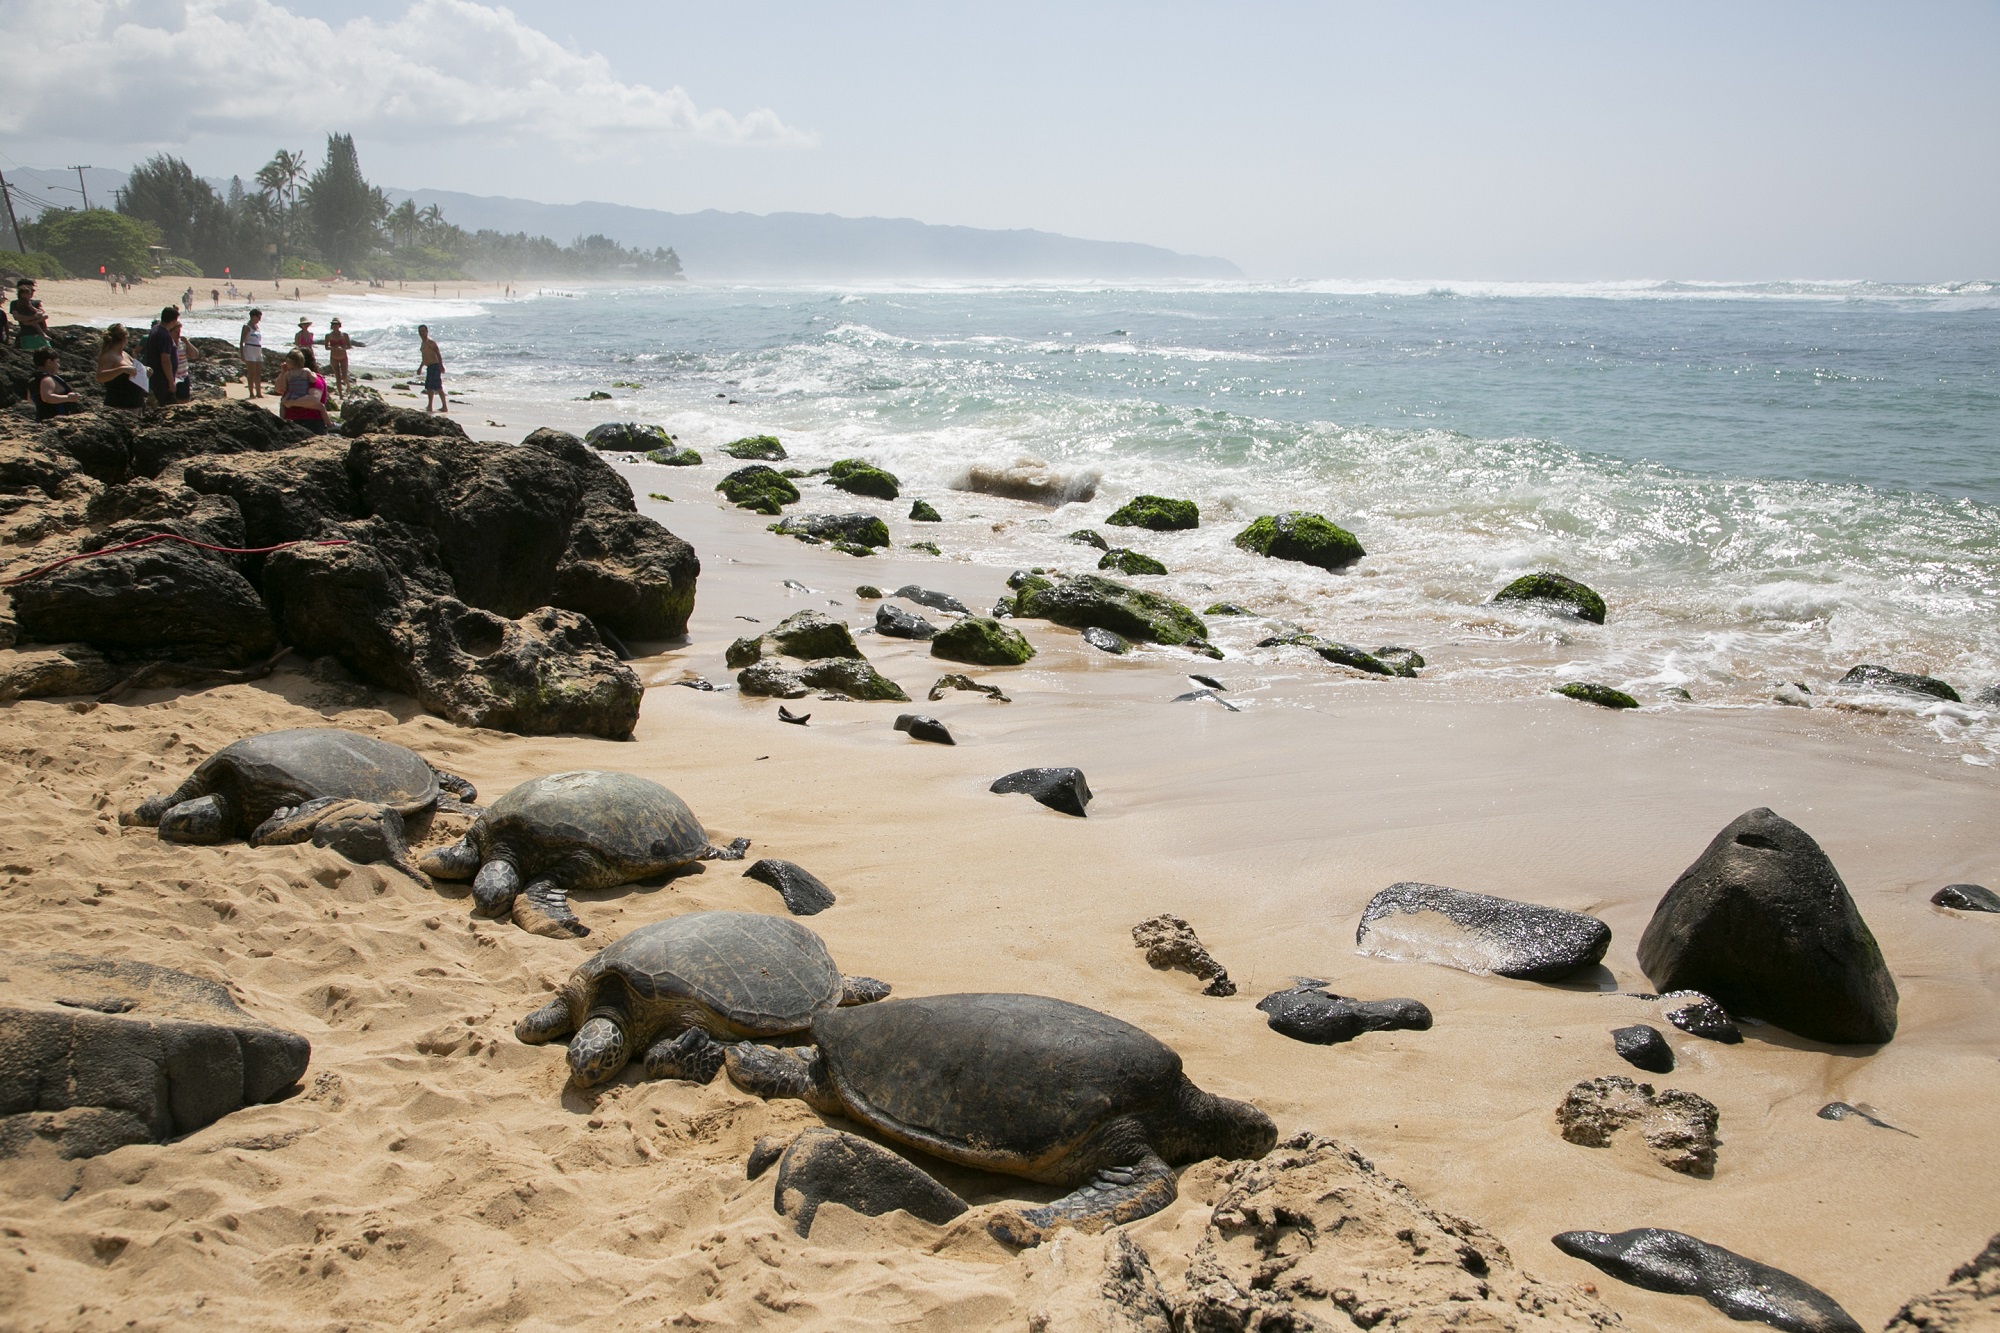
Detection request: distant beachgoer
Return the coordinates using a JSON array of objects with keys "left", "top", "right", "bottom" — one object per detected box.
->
[
  {"left": 210, "top": 289, "right": 220, "bottom": 307},
  {"left": 325, "top": 317, "right": 351, "bottom": 388},
  {"left": 276, "top": 348, "right": 330, "bottom": 433},
  {"left": 240, "top": 308, "right": 265, "bottom": 399},
  {"left": 417, "top": 323, "right": 447, "bottom": 413},
  {"left": 96, "top": 325, "right": 149, "bottom": 409},
  {"left": 173, "top": 323, "right": 199, "bottom": 399},
  {"left": 29, "top": 348, "right": 81, "bottom": 421},
  {"left": 11, "top": 279, "right": 49, "bottom": 350},
  {"left": 143, "top": 306, "right": 187, "bottom": 405},
  {"left": 294, "top": 317, "right": 317, "bottom": 369}
]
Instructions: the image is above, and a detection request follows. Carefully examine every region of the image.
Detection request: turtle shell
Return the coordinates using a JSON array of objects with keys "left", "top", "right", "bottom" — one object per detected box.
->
[
  {"left": 476, "top": 770, "right": 707, "bottom": 873},
  {"left": 813, "top": 993, "right": 1183, "bottom": 1176},
  {"left": 579, "top": 911, "right": 844, "bottom": 1038},
  {"left": 195, "top": 728, "right": 441, "bottom": 831}
]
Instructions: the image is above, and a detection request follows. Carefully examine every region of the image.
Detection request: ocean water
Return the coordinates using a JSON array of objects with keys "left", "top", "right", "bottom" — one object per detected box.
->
[{"left": 190, "top": 279, "right": 2000, "bottom": 760}]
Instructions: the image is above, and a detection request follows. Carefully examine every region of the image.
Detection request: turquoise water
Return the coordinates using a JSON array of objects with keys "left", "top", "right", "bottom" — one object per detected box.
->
[{"left": 193, "top": 279, "right": 2000, "bottom": 757}]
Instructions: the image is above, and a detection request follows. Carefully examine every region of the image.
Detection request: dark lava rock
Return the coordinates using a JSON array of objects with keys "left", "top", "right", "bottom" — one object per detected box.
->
[
  {"left": 991, "top": 766, "right": 1092, "bottom": 817},
  {"left": 931, "top": 616, "right": 1035, "bottom": 666},
  {"left": 1081, "top": 626, "right": 1132, "bottom": 654},
  {"left": 1204, "top": 602, "right": 1254, "bottom": 616},
  {"left": 854, "top": 585, "right": 883, "bottom": 599},
  {"left": 1553, "top": 1228, "right": 1861, "bottom": 1333},
  {"left": 1933, "top": 883, "right": 2000, "bottom": 913},
  {"left": 1638, "top": 808, "right": 1898, "bottom": 1045},
  {"left": 772, "top": 1126, "right": 968, "bottom": 1237},
  {"left": 1884, "top": 1232, "right": 2000, "bottom": 1332},
  {"left": 1661, "top": 991, "right": 1742, "bottom": 1044},
  {"left": 738, "top": 662, "right": 808, "bottom": 698},
  {"left": 1374, "top": 646, "right": 1425, "bottom": 677},
  {"left": 1355, "top": 882, "right": 1611, "bottom": 982},
  {"left": 827, "top": 459, "right": 900, "bottom": 501},
  {"left": 1107, "top": 495, "right": 1199, "bottom": 531},
  {"left": 584, "top": 422, "right": 668, "bottom": 451},
  {"left": 1233, "top": 511, "right": 1365, "bottom": 571},
  {"left": 875, "top": 603, "right": 938, "bottom": 640},
  {"left": 11, "top": 537, "right": 277, "bottom": 667},
  {"left": 909, "top": 499, "right": 941, "bottom": 522},
  {"left": 894, "top": 584, "right": 971, "bottom": 615},
  {"left": 728, "top": 609, "right": 863, "bottom": 666},
  {"left": 552, "top": 503, "right": 702, "bottom": 641},
  {"left": 771, "top": 512, "right": 890, "bottom": 548},
  {"left": 1131, "top": 914, "right": 1235, "bottom": 996},
  {"left": 1256, "top": 982, "right": 1431, "bottom": 1044},
  {"left": 122, "top": 401, "right": 318, "bottom": 477},
  {"left": 180, "top": 440, "right": 358, "bottom": 552},
  {"left": 1099, "top": 547, "right": 1167, "bottom": 576},
  {"left": 1837, "top": 664, "right": 1960, "bottom": 703},
  {"left": 0, "top": 645, "right": 123, "bottom": 703},
  {"left": 646, "top": 446, "right": 702, "bottom": 466},
  {"left": 1613, "top": 1024, "right": 1675, "bottom": 1073},
  {"left": 718, "top": 464, "right": 800, "bottom": 514},
  {"left": 893, "top": 713, "right": 954, "bottom": 745},
  {"left": 744, "top": 859, "right": 837, "bottom": 916},
  {"left": 338, "top": 397, "right": 468, "bottom": 440},
  {"left": 1556, "top": 1076, "right": 1719, "bottom": 1176},
  {"left": 1067, "top": 528, "right": 1109, "bottom": 550},
  {"left": 1258, "top": 633, "right": 1393, "bottom": 676},
  {"left": 1494, "top": 572, "right": 1607, "bottom": 623},
  {"left": 797, "top": 658, "right": 908, "bottom": 702},
  {"left": 929, "top": 674, "right": 1009, "bottom": 703},
  {"left": 1007, "top": 573, "right": 1207, "bottom": 646},
  {"left": 905, "top": 540, "right": 940, "bottom": 556},
  {"left": 1816, "top": 1102, "right": 1913, "bottom": 1135},
  {"left": 721, "top": 434, "right": 787, "bottom": 461},
  {"left": 1557, "top": 682, "right": 1639, "bottom": 709},
  {"left": 0, "top": 951, "right": 311, "bottom": 1161}
]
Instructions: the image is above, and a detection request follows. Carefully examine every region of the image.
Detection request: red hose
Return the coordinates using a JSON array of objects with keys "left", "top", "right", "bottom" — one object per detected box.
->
[{"left": 1, "top": 533, "right": 353, "bottom": 586}]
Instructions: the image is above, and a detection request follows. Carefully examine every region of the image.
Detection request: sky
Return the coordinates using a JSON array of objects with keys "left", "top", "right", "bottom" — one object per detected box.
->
[{"left": 0, "top": 0, "right": 1995, "bottom": 280}]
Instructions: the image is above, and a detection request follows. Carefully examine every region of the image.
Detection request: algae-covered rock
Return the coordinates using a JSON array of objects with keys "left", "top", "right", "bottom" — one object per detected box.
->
[
  {"left": 907, "top": 540, "right": 941, "bottom": 555},
  {"left": 1205, "top": 601, "right": 1253, "bottom": 616},
  {"left": 855, "top": 585, "right": 883, "bottom": 599},
  {"left": 585, "top": 422, "right": 669, "bottom": 452},
  {"left": 1010, "top": 574, "right": 1207, "bottom": 646},
  {"left": 727, "top": 610, "right": 862, "bottom": 667},
  {"left": 1557, "top": 682, "right": 1638, "bottom": 710},
  {"left": 1234, "top": 511, "right": 1364, "bottom": 571},
  {"left": 826, "top": 459, "right": 901, "bottom": 501},
  {"left": 932, "top": 616, "right": 1035, "bottom": 666},
  {"left": 722, "top": 435, "right": 787, "bottom": 461},
  {"left": 1066, "top": 528, "right": 1108, "bottom": 550},
  {"left": 771, "top": 513, "right": 890, "bottom": 548},
  {"left": 1493, "top": 572, "right": 1606, "bottom": 624},
  {"left": 1837, "top": 664, "right": 1960, "bottom": 702},
  {"left": 1257, "top": 633, "right": 1392, "bottom": 676},
  {"left": 1107, "top": 495, "right": 1199, "bottom": 531},
  {"left": 1374, "top": 647, "right": 1425, "bottom": 677},
  {"left": 718, "top": 465, "right": 799, "bottom": 514},
  {"left": 829, "top": 541, "right": 874, "bottom": 557},
  {"left": 909, "top": 499, "right": 941, "bottom": 522},
  {"left": 1081, "top": 626, "right": 1131, "bottom": 655},
  {"left": 799, "top": 657, "right": 908, "bottom": 701},
  {"left": 1099, "top": 548, "right": 1167, "bottom": 576},
  {"left": 645, "top": 446, "right": 702, "bottom": 466},
  {"left": 738, "top": 660, "right": 809, "bottom": 698}
]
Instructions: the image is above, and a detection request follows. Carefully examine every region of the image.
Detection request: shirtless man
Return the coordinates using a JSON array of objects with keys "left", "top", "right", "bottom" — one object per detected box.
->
[{"left": 418, "top": 324, "right": 447, "bottom": 413}]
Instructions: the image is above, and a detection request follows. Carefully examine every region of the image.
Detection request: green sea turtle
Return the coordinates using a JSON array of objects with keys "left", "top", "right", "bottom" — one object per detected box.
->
[
  {"left": 727, "top": 991, "right": 1277, "bottom": 1246},
  {"left": 122, "top": 727, "right": 476, "bottom": 878},
  {"left": 516, "top": 910, "right": 891, "bottom": 1087},
  {"left": 419, "top": 770, "right": 718, "bottom": 937}
]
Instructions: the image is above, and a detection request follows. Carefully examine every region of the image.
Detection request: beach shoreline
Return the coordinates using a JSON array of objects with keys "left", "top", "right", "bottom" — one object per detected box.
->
[{"left": 0, "top": 416, "right": 1995, "bottom": 1329}]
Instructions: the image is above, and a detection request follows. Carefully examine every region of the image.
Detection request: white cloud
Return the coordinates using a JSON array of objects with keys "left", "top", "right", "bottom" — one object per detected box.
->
[{"left": 0, "top": 0, "right": 817, "bottom": 151}]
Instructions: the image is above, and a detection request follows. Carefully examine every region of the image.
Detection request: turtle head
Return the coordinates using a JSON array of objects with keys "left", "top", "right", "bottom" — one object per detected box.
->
[
  {"left": 156, "top": 793, "right": 234, "bottom": 844},
  {"left": 838, "top": 975, "right": 892, "bottom": 1006},
  {"left": 1160, "top": 1080, "right": 1278, "bottom": 1166},
  {"left": 469, "top": 858, "right": 522, "bottom": 915},
  {"left": 567, "top": 1016, "right": 630, "bottom": 1088}
]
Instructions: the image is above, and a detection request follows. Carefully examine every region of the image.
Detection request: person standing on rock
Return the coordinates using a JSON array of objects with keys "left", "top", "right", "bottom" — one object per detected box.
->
[
  {"left": 325, "top": 318, "right": 352, "bottom": 390},
  {"left": 10, "top": 279, "right": 50, "bottom": 351},
  {"left": 418, "top": 324, "right": 448, "bottom": 413},
  {"left": 240, "top": 308, "right": 265, "bottom": 399},
  {"left": 29, "top": 348, "right": 82, "bottom": 420},
  {"left": 143, "top": 307, "right": 184, "bottom": 406},
  {"left": 96, "top": 325, "right": 149, "bottom": 409}
]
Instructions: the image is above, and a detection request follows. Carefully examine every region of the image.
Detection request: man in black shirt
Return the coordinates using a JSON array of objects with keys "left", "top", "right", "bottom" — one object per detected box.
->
[{"left": 143, "top": 307, "right": 184, "bottom": 405}]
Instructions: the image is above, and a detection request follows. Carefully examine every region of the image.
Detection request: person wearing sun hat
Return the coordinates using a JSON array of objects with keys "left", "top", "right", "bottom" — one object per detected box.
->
[{"left": 295, "top": 316, "right": 318, "bottom": 370}]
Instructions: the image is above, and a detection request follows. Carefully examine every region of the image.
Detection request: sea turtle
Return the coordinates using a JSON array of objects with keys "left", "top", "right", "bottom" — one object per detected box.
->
[
  {"left": 419, "top": 770, "right": 719, "bottom": 938},
  {"left": 726, "top": 991, "right": 1277, "bottom": 1246},
  {"left": 516, "top": 910, "right": 891, "bottom": 1087},
  {"left": 122, "top": 727, "right": 476, "bottom": 879}
]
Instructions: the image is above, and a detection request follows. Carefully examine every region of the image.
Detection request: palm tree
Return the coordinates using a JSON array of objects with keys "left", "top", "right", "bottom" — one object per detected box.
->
[
  {"left": 387, "top": 199, "right": 420, "bottom": 252},
  {"left": 255, "top": 149, "right": 307, "bottom": 268}
]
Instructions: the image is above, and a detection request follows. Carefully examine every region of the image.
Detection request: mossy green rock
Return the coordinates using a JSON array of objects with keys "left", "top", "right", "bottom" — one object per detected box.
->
[
  {"left": 718, "top": 465, "right": 799, "bottom": 514},
  {"left": 646, "top": 446, "right": 702, "bottom": 466},
  {"left": 827, "top": 459, "right": 901, "bottom": 501},
  {"left": 1557, "top": 682, "right": 1638, "bottom": 710},
  {"left": 722, "top": 435, "right": 787, "bottom": 461},
  {"left": 586, "top": 422, "right": 668, "bottom": 451},
  {"left": 1233, "top": 511, "right": 1365, "bottom": 571},
  {"left": 907, "top": 540, "right": 941, "bottom": 555},
  {"left": 1011, "top": 574, "right": 1207, "bottom": 647},
  {"left": 1099, "top": 548, "right": 1167, "bottom": 576},
  {"left": 909, "top": 499, "right": 942, "bottom": 523},
  {"left": 1067, "top": 529, "right": 1108, "bottom": 550},
  {"left": 830, "top": 541, "right": 874, "bottom": 557},
  {"left": 727, "top": 610, "right": 862, "bottom": 668},
  {"left": 1494, "top": 573, "right": 1607, "bottom": 624},
  {"left": 931, "top": 617, "right": 1036, "bottom": 666},
  {"left": 1205, "top": 602, "right": 1253, "bottom": 616},
  {"left": 1258, "top": 632, "right": 1392, "bottom": 676},
  {"left": 855, "top": 585, "right": 883, "bottom": 599},
  {"left": 1107, "top": 495, "right": 1199, "bottom": 531},
  {"left": 800, "top": 657, "right": 909, "bottom": 701},
  {"left": 771, "top": 513, "right": 891, "bottom": 548}
]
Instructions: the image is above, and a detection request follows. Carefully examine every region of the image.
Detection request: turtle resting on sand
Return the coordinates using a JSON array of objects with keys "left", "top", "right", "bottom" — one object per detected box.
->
[
  {"left": 516, "top": 910, "right": 891, "bottom": 1087},
  {"left": 726, "top": 991, "right": 1277, "bottom": 1246},
  {"left": 419, "top": 770, "right": 722, "bottom": 937},
  {"left": 123, "top": 727, "right": 476, "bottom": 879}
]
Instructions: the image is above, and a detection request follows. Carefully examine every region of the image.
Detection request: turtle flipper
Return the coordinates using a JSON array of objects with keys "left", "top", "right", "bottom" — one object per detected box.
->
[
  {"left": 513, "top": 877, "right": 588, "bottom": 938},
  {"left": 421, "top": 836, "right": 482, "bottom": 881},
  {"left": 516, "top": 997, "right": 576, "bottom": 1044},
  {"left": 157, "top": 793, "right": 236, "bottom": 844},
  {"left": 431, "top": 767, "right": 478, "bottom": 804},
  {"left": 123, "top": 773, "right": 210, "bottom": 828},
  {"left": 567, "top": 1016, "right": 628, "bottom": 1086},
  {"left": 726, "top": 1043, "right": 842, "bottom": 1115},
  {"left": 986, "top": 1149, "right": 1177, "bottom": 1248},
  {"left": 839, "top": 975, "right": 892, "bottom": 1006},
  {"left": 700, "top": 837, "right": 751, "bottom": 862},
  {"left": 644, "top": 1028, "right": 727, "bottom": 1083}
]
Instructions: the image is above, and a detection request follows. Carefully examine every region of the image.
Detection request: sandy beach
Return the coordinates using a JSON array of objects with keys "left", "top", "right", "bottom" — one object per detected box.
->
[
  {"left": 30, "top": 278, "right": 524, "bottom": 327},
  {"left": 1, "top": 433, "right": 1995, "bottom": 1331}
]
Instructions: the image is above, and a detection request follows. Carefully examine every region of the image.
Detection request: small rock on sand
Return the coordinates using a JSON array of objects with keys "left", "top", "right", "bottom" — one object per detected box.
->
[
  {"left": 1556, "top": 1075, "right": 1719, "bottom": 1176},
  {"left": 1131, "top": 914, "right": 1235, "bottom": 995}
]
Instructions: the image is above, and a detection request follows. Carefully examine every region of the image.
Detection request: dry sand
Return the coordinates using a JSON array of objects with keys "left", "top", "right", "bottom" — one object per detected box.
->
[
  {"left": 28, "top": 277, "right": 521, "bottom": 326},
  {"left": 1, "top": 464, "right": 1996, "bottom": 1331}
]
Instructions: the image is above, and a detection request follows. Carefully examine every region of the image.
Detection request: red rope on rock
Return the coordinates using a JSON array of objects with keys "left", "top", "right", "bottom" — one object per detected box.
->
[{"left": 1, "top": 533, "right": 353, "bottom": 586}]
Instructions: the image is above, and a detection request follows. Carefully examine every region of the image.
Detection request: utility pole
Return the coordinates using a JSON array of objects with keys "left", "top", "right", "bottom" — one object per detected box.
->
[
  {"left": 69, "top": 165, "right": 92, "bottom": 210},
  {"left": 0, "top": 170, "right": 24, "bottom": 253}
]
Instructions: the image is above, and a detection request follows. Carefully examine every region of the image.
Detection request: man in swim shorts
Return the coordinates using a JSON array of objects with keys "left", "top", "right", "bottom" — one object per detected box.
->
[{"left": 418, "top": 324, "right": 447, "bottom": 413}]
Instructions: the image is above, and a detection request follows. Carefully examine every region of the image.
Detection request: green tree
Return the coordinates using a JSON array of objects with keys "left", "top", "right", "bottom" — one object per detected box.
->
[
  {"left": 22, "top": 209, "right": 158, "bottom": 276},
  {"left": 116, "top": 154, "right": 233, "bottom": 274},
  {"left": 301, "top": 133, "right": 386, "bottom": 272},
  {"left": 256, "top": 148, "right": 307, "bottom": 273}
]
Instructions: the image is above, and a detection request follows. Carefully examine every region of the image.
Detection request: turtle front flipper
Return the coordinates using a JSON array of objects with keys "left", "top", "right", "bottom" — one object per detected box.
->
[
  {"left": 516, "top": 997, "right": 578, "bottom": 1044},
  {"left": 431, "top": 767, "right": 478, "bottom": 805},
  {"left": 986, "top": 1147, "right": 1178, "bottom": 1248},
  {"left": 839, "top": 976, "right": 892, "bottom": 1006},
  {"left": 726, "top": 1043, "right": 843, "bottom": 1115},
  {"left": 513, "top": 877, "right": 588, "bottom": 938},
  {"left": 123, "top": 772, "right": 211, "bottom": 828},
  {"left": 157, "top": 793, "right": 237, "bottom": 844},
  {"left": 645, "top": 1028, "right": 728, "bottom": 1084},
  {"left": 420, "top": 836, "right": 482, "bottom": 881}
]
